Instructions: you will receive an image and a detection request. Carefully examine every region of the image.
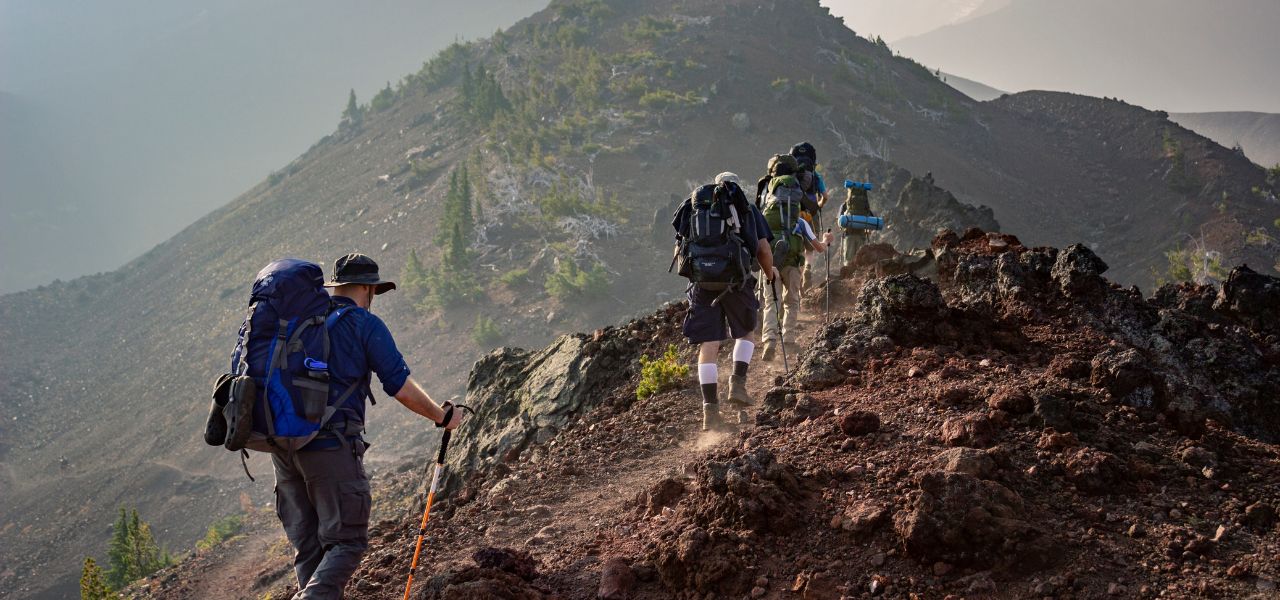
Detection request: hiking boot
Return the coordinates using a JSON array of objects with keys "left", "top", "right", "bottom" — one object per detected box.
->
[
  {"left": 702, "top": 403, "right": 730, "bottom": 432},
  {"left": 725, "top": 374, "right": 756, "bottom": 408},
  {"left": 761, "top": 343, "right": 777, "bottom": 362}
]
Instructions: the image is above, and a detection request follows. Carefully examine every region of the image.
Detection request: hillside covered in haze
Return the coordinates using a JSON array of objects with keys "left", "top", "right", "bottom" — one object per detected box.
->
[
  {"left": 1170, "top": 112, "right": 1280, "bottom": 170},
  {"left": 1, "top": 0, "right": 1278, "bottom": 596}
]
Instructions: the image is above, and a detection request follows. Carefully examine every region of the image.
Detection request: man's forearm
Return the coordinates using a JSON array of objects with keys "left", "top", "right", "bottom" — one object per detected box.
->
[
  {"left": 756, "top": 239, "right": 775, "bottom": 275},
  {"left": 394, "top": 377, "right": 446, "bottom": 424}
]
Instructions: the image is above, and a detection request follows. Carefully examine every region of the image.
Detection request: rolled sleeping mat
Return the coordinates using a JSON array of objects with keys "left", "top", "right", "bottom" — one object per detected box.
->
[
  {"left": 842, "top": 180, "right": 876, "bottom": 191},
  {"left": 838, "top": 214, "right": 885, "bottom": 230}
]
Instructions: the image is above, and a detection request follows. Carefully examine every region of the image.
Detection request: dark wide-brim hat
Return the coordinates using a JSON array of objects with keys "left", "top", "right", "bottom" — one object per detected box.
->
[{"left": 323, "top": 253, "right": 397, "bottom": 295}]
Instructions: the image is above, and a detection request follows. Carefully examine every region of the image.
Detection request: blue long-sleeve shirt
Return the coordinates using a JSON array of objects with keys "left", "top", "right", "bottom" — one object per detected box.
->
[{"left": 304, "top": 295, "right": 410, "bottom": 449}]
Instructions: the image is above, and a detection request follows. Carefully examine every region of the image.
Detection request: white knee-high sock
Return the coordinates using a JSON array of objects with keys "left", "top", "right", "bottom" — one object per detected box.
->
[{"left": 698, "top": 363, "right": 718, "bottom": 404}]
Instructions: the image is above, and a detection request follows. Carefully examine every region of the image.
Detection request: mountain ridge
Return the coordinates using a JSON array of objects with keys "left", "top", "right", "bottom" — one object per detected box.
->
[{"left": 1, "top": 0, "right": 1277, "bottom": 595}]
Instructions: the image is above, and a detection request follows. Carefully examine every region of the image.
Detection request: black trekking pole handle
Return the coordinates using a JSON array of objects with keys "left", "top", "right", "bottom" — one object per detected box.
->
[{"left": 434, "top": 404, "right": 474, "bottom": 464}]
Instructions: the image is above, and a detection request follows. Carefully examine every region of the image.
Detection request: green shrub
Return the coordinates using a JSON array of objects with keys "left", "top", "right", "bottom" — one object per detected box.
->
[
  {"left": 472, "top": 315, "right": 504, "bottom": 347},
  {"left": 637, "top": 344, "right": 690, "bottom": 400},
  {"left": 370, "top": 82, "right": 395, "bottom": 112},
  {"left": 404, "top": 160, "right": 435, "bottom": 190},
  {"left": 1245, "top": 228, "right": 1273, "bottom": 246},
  {"left": 80, "top": 558, "right": 112, "bottom": 600},
  {"left": 499, "top": 268, "right": 531, "bottom": 287},
  {"left": 795, "top": 80, "right": 831, "bottom": 105},
  {"left": 638, "top": 89, "right": 697, "bottom": 110},
  {"left": 555, "top": 0, "right": 614, "bottom": 21},
  {"left": 195, "top": 514, "right": 244, "bottom": 552},
  {"left": 417, "top": 266, "right": 481, "bottom": 311},
  {"left": 1164, "top": 244, "right": 1228, "bottom": 284},
  {"left": 545, "top": 260, "right": 610, "bottom": 301},
  {"left": 625, "top": 16, "right": 679, "bottom": 41},
  {"left": 400, "top": 249, "right": 429, "bottom": 301}
]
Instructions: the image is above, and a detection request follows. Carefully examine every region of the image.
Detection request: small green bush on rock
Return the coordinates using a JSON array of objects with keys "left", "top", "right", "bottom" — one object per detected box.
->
[{"left": 637, "top": 344, "right": 690, "bottom": 400}]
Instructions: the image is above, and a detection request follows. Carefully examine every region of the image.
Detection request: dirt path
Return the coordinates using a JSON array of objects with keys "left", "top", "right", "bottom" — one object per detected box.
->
[
  {"left": 397, "top": 303, "right": 832, "bottom": 597},
  {"left": 136, "top": 511, "right": 292, "bottom": 600}
]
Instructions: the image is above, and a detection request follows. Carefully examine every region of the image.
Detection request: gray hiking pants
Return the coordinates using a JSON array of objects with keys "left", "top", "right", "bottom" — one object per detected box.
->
[{"left": 273, "top": 443, "right": 370, "bottom": 600}]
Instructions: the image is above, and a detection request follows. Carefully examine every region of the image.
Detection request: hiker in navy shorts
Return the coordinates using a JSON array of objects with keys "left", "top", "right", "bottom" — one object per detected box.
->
[{"left": 673, "top": 173, "right": 777, "bottom": 431}]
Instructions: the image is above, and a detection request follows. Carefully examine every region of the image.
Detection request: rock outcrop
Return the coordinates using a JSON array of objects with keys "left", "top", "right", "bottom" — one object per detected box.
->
[{"left": 444, "top": 304, "right": 687, "bottom": 494}]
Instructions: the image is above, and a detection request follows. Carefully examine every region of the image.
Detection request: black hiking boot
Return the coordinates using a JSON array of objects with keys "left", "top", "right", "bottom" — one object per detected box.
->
[
  {"left": 702, "top": 403, "right": 733, "bottom": 433},
  {"left": 725, "top": 374, "right": 755, "bottom": 408}
]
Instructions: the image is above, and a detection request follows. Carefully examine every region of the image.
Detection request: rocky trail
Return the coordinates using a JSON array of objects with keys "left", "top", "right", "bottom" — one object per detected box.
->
[{"left": 135, "top": 228, "right": 1280, "bottom": 600}]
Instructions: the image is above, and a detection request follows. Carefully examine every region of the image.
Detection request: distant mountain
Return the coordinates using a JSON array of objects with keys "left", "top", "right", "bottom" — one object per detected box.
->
[
  {"left": 893, "top": 0, "right": 1280, "bottom": 114},
  {"left": 2, "top": 0, "right": 1277, "bottom": 596},
  {"left": 939, "top": 71, "right": 1007, "bottom": 101},
  {"left": 1170, "top": 112, "right": 1280, "bottom": 168},
  {"left": 932, "top": 73, "right": 1280, "bottom": 169}
]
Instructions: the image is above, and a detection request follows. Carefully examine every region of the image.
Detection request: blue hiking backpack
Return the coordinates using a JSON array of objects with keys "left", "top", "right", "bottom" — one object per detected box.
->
[{"left": 218, "top": 259, "right": 365, "bottom": 458}]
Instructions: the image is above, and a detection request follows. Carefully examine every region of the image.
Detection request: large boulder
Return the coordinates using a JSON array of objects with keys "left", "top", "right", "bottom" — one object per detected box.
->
[
  {"left": 1051, "top": 243, "right": 1109, "bottom": 301},
  {"left": 894, "top": 471, "right": 1042, "bottom": 568},
  {"left": 1213, "top": 265, "right": 1280, "bottom": 336},
  {"left": 852, "top": 274, "right": 948, "bottom": 345}
]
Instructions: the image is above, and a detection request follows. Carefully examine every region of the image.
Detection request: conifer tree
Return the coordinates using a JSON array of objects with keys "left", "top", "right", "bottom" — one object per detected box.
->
[
  {"left": 106, "top": 508, "right": 131, "bottom": 587},
  {"left": 129, "top": 515, "right": 165, "bottom": 577},
  {"left": 457, "top": 164, "right": 474, "bottom": 238},
  {"left": 444, "top": 222, "right": 469, "bottom": 273},
  {"left": 80, "top": 557, "right": 111, "bottom": 600},
  {"left": 342, "top": 89, "right": 362, "bottom": 124},
  {"left": 400, "top": 249, "right": 429, "bottom": 300},
  {"left": 106, "top": 506, "right": 170, "bottom": 587}
]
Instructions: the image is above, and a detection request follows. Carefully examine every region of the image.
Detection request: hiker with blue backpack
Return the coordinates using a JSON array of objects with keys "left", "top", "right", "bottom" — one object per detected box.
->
[
  {"left": 671, "top": 175, "right": 778, "bottom": 431},
  {"left": 838, "top": 179, "right": 883, "bottom": 270},
  {"left": 205, "top": 253, "right": 466, "bottom": 599}
]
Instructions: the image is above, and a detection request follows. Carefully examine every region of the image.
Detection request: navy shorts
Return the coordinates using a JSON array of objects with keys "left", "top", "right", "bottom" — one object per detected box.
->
[{"left": 682, "top": 283, "right": 760, "bottom": 344}]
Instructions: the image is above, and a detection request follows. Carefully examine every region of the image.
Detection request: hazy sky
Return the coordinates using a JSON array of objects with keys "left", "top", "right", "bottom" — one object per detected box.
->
[
  {"left": 823, "top": 0, "right": 1280, "bottom": 113},
  {"left": 0, "top": 0, "right": 545, "bottom": 294},
  {"left": 821, "top": 0, "right": 1010, "bottom": 41}
]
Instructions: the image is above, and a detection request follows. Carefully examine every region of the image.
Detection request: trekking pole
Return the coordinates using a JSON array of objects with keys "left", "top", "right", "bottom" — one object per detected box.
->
[
  {"left": 769, "top": 278, "right": 790, "bottom": 373},
  {"left": 403, "top": 405, "right": 474, "bottom": 600},
  {"left": 824, "top": 228, "right": 832, "bottom": 323}
]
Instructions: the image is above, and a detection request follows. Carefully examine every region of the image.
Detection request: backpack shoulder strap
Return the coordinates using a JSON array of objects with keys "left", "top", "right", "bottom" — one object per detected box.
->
[{"left": 322, "top": 306, "right": 377, "bottom": 406}]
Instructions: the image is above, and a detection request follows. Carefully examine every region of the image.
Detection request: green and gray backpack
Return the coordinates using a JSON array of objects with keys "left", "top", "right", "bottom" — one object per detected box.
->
[{"left": 762, "top": 175, "right": 807, "bottom": 268}]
